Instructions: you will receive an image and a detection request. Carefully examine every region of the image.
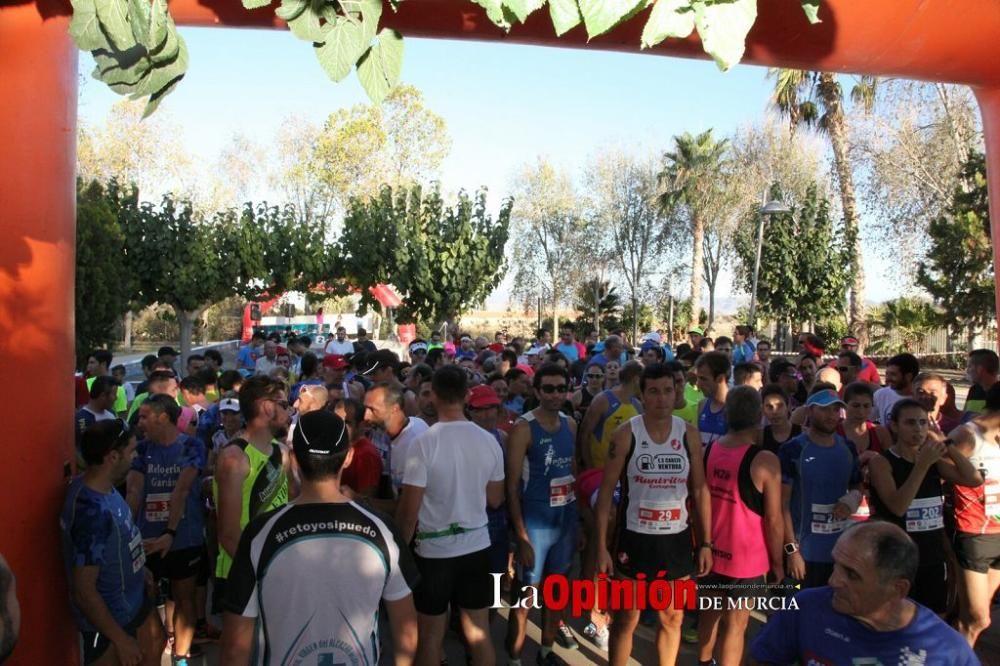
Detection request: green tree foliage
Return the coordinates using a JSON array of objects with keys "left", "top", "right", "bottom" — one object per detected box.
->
[
  {"left": 770, "top": 69, "right": 876, "bottom": 336},
  {"left": 659, "top": 129, "right": 729, "bottom": 328},
  {"left": 76, "top": 181, "right": 133, "bottom": 366},
  {"left": 865, "top": 298, "right": 940, "bottom": 355},
  {"left": 278, "top": 85, "right": 450, "bottom": 225},
  {"left": 586, "top": 152, "right": 669, "bottom": 342},
  {"left": 110, "top": 183, "right": 330, "bottom": 362},
  {"left": 916, "top": 152, "right": 994, "bottom": 340},
  {"left": 573, "top": 279, "right": 624, "bottom": 336},
  {"left": 338, "top": 185, "right": 511, "bottom": 327},
  {"left": 509, "top": 159, "right": 589, "bottom": 325},
  {"left": 733, "top": 184, "right": 850, "bottom": 330}
]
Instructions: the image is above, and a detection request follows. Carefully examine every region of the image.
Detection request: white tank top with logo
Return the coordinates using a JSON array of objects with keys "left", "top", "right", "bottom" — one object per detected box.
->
[{"left": 624, "top": 414, "right": 691, "bottom": 535}]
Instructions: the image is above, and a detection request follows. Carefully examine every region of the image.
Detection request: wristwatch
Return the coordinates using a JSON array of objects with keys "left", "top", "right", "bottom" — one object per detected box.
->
[
  {"left": 783, "top": 542, "right": 799, "bottom": 555},
  {"left": 163, "top": 528, "right": 177, "bottom": 538},
  {"left": 699, "top": 542, "right": 714, "bottom": 550}
]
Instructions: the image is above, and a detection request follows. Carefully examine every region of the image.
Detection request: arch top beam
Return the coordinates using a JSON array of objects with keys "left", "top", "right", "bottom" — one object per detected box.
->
[{"left": 167, "top": 0, "right": 1000, "bottom": 88}]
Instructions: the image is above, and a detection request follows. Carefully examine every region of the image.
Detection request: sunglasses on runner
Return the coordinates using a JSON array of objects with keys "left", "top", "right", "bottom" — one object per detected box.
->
[
  {"left": 586, "top": 373, "right": 604, "bottom": 380},
  {"left": 268, "top": 398, "right": 290, "bottom": 410},
  {"left": 837, "top": 366, "right": 851, "bottom": 373},
  {"left": 540, "top": 384, "right": 569, "bottom": 394}
]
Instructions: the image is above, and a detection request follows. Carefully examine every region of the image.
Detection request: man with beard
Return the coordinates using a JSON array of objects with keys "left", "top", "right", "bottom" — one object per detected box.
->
[
  {"left": 780, "top": 389, "right": 862, "bottom": 589},
  {"left": 212, "top": 376, "right": 292, "bottom": 611},
  {"left": 61, "top": 419, "right": 166, "bottom": 665}
]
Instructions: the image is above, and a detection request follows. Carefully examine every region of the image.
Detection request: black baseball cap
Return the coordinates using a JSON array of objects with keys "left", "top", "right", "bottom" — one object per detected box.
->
[
  {"left": 361, "top": 349, "right": 400, "bottom": 375},
  {"left": 292, "top": 411, "right": 349, "bottom": 458}
]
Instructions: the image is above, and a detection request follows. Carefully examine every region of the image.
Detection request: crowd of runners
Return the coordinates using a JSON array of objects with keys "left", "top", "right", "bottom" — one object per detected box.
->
[{"left": 49, "top": 325, "right": 1000, "bottom": 665}]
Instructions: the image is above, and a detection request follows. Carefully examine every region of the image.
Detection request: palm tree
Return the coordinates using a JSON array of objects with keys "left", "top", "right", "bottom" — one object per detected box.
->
[
  {"left": 865, "top": 297, "right": 940, "bottom": 355},
  {"left": 770, "top": 70, "right": 877, "bottom": 340},
  {"left": 658, "top": 130, "right": 729, "bottom": 328}
]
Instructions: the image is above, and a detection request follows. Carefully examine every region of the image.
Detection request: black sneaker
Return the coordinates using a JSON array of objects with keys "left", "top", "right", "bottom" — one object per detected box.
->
[
  {"left": 536, "top": 652, "right": 568, "bottom": 666},
  {"left": 554, "top": 623, "right": 579, "bottom": 650}
]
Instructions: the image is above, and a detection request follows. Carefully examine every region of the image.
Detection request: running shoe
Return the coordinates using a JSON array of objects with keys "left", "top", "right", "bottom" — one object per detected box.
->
[
  {"left": 536, "top": 652, "right": 568, "bottom": 666},
  {"left": 554, "top": 622, "right": 579, "bottom": 650},
  {"left": 593, "top": 626, "right": 609, "bottom": 651}
]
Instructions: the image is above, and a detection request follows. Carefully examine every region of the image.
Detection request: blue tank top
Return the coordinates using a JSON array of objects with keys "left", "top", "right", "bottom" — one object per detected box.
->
[
  {"left": 520, "top": 412, "right": 576, "bottom": 526},
  {"left": 698, "top": 399, "right": 728, "bottom": 446}
]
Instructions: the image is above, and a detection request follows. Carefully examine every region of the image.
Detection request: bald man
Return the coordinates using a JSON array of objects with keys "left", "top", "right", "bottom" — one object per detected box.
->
[{"left": 751, "top": 522, "right": 977, "bottom": 665}]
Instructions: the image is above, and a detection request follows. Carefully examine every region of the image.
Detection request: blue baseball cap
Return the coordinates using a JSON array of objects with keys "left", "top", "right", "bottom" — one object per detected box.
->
[{"left": 806, "top": 389, "right": 845, "bottom": 408}]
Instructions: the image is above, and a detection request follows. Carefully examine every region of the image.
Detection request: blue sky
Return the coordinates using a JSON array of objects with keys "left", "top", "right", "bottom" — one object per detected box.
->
[{"left": 78, "top": 26, "right": 899, "bottom": 310}]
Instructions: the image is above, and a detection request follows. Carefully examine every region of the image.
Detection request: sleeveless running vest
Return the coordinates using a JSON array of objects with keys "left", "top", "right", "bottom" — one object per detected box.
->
[
  {"left": 698, "top": 399, "right": 727, "bottom": 446},
  {"left": 954, "top": 423, "right": 1000, "bottom": 535},
  {"left": 214, "top": 438, "right": 289, "bottom": 579},
  {"left": 621, "top": 415, "right": 690, "bottom": 535},
  {"left": 869, "top": 448, "right": 947, "bottom": 560},
  {"left": 520, "top": 412, "right": 576, "bottom": 525},
  {"left": 590, "top": 390, "right": 642, "bottom": 468},
  {"left": 704, "top": 442, "right": 768, "bottom": 578}
]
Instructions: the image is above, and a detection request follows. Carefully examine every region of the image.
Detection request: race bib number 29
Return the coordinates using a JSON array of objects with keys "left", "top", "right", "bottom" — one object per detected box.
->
[{"left": 637, "top": 500, "right": 684, "bottom": 534}]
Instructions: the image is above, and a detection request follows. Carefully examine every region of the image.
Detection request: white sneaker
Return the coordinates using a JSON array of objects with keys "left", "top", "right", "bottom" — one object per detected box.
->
[{"left": 594, "top": 626, "right": 609, "bottom": 651}]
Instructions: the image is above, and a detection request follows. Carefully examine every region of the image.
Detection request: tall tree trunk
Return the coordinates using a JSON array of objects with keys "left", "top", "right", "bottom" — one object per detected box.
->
[
  {"left": 690, "top": 214, "right": 704, "bottom": 327},
  {"left": 123, "top": 310, "right": 133, "bottom": 349},
  {"left": 632, "top": 295, "right": 639, "bottom": 345},
  {"left": 174, "top": 305, "right": 206, "bottom": 373},
  {"left": 820, "top": 73, "right": 866, "bottom": 343}
]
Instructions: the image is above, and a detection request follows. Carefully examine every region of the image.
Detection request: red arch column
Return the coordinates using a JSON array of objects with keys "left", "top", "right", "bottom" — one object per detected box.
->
[
  {"left": 0, "top": 4, "right": 80, "bottom": 664},
  {"left": 977, "top": 88, "right": 1000, "bottom": 353}
]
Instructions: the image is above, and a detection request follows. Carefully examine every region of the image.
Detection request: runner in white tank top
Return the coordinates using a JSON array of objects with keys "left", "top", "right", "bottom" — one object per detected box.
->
[{"left": 595, "top": 363, "right": 712, "bottom": 666}]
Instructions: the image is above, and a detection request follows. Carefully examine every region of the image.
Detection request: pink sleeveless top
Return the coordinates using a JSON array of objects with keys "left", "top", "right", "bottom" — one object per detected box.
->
[{"left": 706, "top": 443, "right": 769, "bottom": 578}]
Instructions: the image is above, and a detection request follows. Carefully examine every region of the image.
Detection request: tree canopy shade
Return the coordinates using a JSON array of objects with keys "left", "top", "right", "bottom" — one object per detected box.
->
[
  {"left": 917, "top": 152, "right": 995, "bottom": 344},
  {"left": 75, "top": 181, "right": 133, "bottom": 365},
  {"left": 337, "top": 185, "right": 511, "bottom": 327},
  {"left": 732, "top": 183, "right": 850, "bottom": 330}
]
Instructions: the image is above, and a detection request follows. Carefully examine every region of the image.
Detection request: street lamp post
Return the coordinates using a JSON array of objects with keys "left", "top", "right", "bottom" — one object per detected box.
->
[{"left": 749, "top": 191, "right": 790, "bottom": 332}]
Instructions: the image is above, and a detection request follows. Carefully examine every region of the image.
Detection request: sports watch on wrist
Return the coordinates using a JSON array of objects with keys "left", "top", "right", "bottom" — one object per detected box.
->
[{"left": 783, "top": 542, "right": 799, "bottom": 555}]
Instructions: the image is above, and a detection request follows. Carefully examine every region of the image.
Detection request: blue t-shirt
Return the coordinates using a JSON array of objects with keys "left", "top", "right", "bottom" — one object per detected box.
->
[
  {"left": 60, "top": 477, "right": 146, "bottom": 632},
  {"left": 130, "top": 434, "right": 206, "bottom": 550},
  {"left": 196, "top": 402, "right": 221, "bottom": 450},
  {"left": 237, "top": 344, "right": 260, "bottom": 371},
  {"left": 554, "top": 342, "right": 580, "bottom": 363},
  {"left": 751, "top": 587, "right": 978, "bottom": 665},
  {"left": 780, "top": 433, "right": 860, "bottom": 562}
]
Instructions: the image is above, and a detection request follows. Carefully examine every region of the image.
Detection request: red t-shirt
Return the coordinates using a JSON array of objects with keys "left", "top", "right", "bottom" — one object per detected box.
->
[{"left": 340, "top": 437, "right": 383, "bottom": 495}]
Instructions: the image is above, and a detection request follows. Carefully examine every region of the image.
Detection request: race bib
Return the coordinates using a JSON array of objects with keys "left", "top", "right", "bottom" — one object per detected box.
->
[
  {"left": 637, "top": 499, "right": 684, "bottom": 534},
  {"left": 549, "top": 475, "right": 575, "bottom": 507},
  {"left": 811, "top": 503, "right": 848, "bottom": 535},
  {"left": 905, "top": 496, "right": 944, "bottom": 532},
  {"left": 128, "top": 530, "right": 146, "bottom": 573},
  {"left": 984, "top": 478, "right": 1000, "bottom": 519},
  {"left": 144, "top": 492, "right": 171, "bottom": 524}
]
